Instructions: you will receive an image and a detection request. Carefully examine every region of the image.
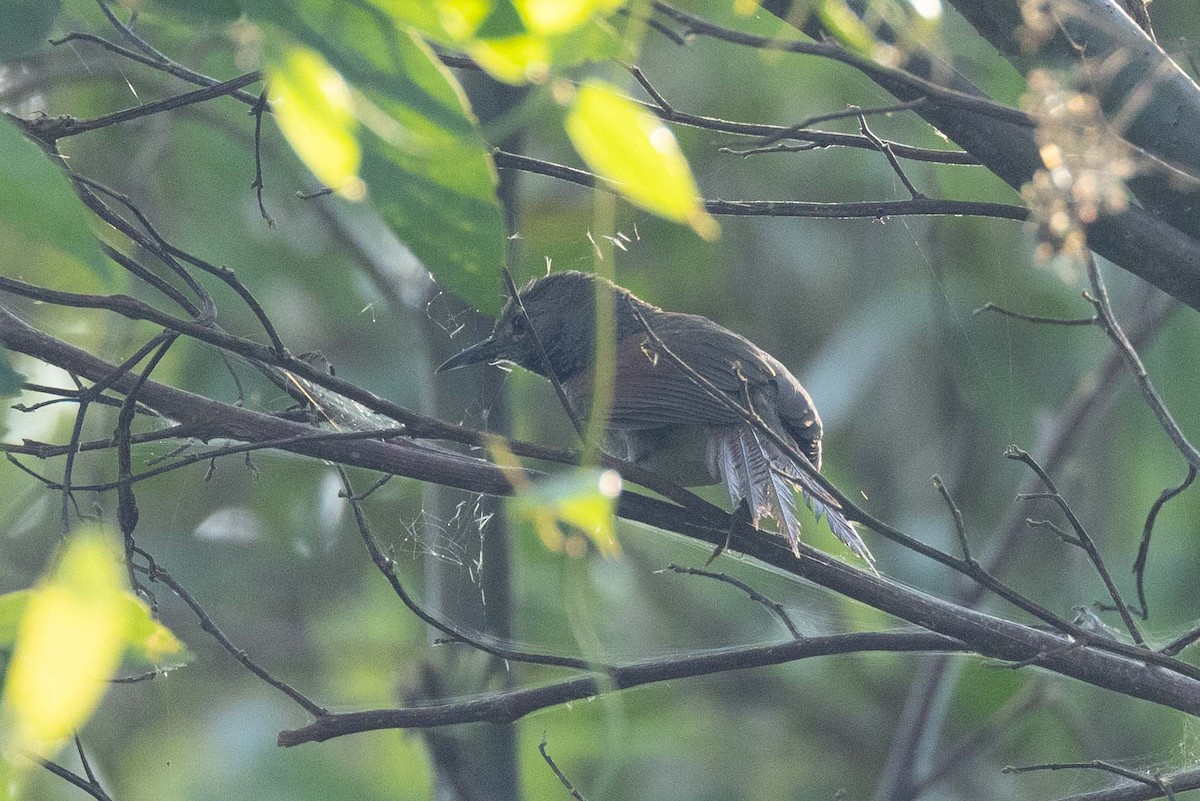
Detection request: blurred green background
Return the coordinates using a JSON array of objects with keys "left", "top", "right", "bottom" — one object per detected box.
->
[{"left": 3, "top": 1, "right": 1200, "bottom": 799}]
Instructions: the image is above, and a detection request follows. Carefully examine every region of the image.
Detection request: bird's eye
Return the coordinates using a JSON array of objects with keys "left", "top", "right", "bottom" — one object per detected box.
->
[{"left": 511, "top": 314, "right": 529, "bottom": 336}]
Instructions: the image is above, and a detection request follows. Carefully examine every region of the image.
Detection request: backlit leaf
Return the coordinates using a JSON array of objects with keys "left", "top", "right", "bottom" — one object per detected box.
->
[
  {"left": 1, "top": 528, "right": 127, "bottom": 753},
  {"left": 268, "top": 46, "right": 365, "bottom": 199},
  {"left": 566, "top": 80, "right": 718, "bottom": 240},
  {"left": 514, "top": 0, "right": 624, "bottom": 35},
  {"left": 509, "top": 468, "right": 623, "bottom": 557},
  {"left": 247, "top": 3, "right": 506, "bottom": 313}
]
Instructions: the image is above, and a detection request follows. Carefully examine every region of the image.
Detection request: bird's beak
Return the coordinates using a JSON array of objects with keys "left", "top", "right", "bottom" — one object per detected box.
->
[{"left": 435, "top": 336, "right": 507, "bottom": 373}]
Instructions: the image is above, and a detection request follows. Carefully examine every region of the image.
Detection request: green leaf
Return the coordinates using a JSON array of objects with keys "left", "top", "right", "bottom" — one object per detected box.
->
[
  {"left": 246, "top": 2, "right": 506, "bottom": 313},
  {"left": 545, "top": 16, "right": 625, "bottom": 67},
  {"left": 514, "top": 0, "right": 624, "bottom": 35},
  {"left": 268, "top": 46, "right": 365, "bottom": 199},
  {"left": 0, "top": 117, "right": 111, "bottom": 281},
  {"left": 1, "top": 528, "right": 128, "bottom": 754},
  {"left": 0, "top": 524, "right": 188, "bottom": 785},
  {"left": 467, "top": 33, "right": 550, "bottom": 84},
  {"left": 119, "top": 593, "right": 191, "bottom": 668},
  {"left": 509, "top": 467, "right": 622, "bottom": 557},
  {"left": 0, "top": 0, "right": 61, "bottom": 60},
  {"left": 817, "top": 0, "right": 876, "bottom": 56},
  {"left": 565, "top": 80, "right": 718, "bottom": 240}
]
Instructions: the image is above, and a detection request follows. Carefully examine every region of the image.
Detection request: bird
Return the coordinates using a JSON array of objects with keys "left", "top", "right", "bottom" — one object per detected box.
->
[{"left": 436, "top": 270, "right": 873, "bottom": 566}]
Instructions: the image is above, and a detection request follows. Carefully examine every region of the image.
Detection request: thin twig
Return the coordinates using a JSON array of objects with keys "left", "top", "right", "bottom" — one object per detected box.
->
[
  {"left": 539, "top": 734, "right": 591, "bottom": 801},
  {"left": 974, "top": 302, "right": 1098, "bottom": 326},
  {"left": 50, "top": 31, "right": 262, "bottom": 107},
  {"left": 336, "top": 467, "right": 600, "bottom": 672},
  {"left": 277, "top": 631, "right": 967, "bottom": 745},
  {"left": 652, "top": 2, "right": 1035, "bottom": 127},
  {"left": 932, "top": 474, "right": 969, "bottom": 561},
  {"left": 249, "top": 88, "right": 275, "bottom": 227},
  {"left": 1026, "top": 518, "right": 1083, "bottom": 547},
  {"left": 1134, "top": 465, "right": 1196, "bottom": 619},
  {"left": 491, "top": 150, "right": 1027, "bottom": 222},
  {"left": 1005, "top": 760, "right": 1175, "bottom": 800},
  {"left": 657, "top": 563, "right": 802, "bottom": 639},
  {"left": 857, "top": 110, "right": 924, "bottom": 198},
  {"left": 626, "top": 66, "right": 976, "bottom": 165},
  {"left": 1085, "top": 255, "right": 1200, "bottom": 473},
  {"left": 38, "top": 758, "right": 115, "bottom": 801},
  {"left": 132, "top": 548, "right": 328, "bottom": 717},
  {"left": 759, "top": 99, "right": 929, "bottom": 147},
  {"left": 18, "top": 71, "right": 263, "bottom": 143},
  {"left": 1007, "top": 446, "right": 1146, "bottom": 646}
]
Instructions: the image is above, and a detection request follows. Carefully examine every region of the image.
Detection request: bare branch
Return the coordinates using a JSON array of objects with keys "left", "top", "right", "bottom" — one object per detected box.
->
[{"left": 278, "top": 631, "right": 965, "bottom": 745}]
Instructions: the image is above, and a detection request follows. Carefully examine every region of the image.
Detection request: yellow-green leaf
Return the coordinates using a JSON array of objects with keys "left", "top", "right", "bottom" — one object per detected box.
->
[
  {"left": 509, "top": 468, "right": 623, "bottom": 557},
  {"left": 120, "top": 593, "right": 190, "bottom": 667},
  {"left": 514, "top": 0, "right": 623, "bottom": 34},
  {"left": 565, "top": 80, "right": 718, "bottom": 240},
  {"left": 1, "top": 528, "right": 127, "bottom": 755},
  {"left": 818, "top": 0, "right": 876, "bottom": 56},
  {"left": 268, "top": 47, "right": 365, "bottom": 199},
  {"left": 467, "top": 34, "right": 550, "bottom": 84}
]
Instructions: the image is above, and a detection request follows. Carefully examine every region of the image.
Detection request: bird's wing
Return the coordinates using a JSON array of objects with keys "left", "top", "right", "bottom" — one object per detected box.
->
[
  {"left": 601, "top": 313, "right": 823, "bottom": 467},
  {"left": 603, "top": 313, "right": 786, "bottom": 428}
]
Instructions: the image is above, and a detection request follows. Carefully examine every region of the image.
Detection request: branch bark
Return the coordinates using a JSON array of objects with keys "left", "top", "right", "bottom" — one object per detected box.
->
[{"left": 5, "top": 303, "right": 1200, "bottom": 721}]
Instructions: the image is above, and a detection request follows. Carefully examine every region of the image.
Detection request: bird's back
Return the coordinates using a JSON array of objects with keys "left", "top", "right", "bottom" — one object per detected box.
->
[{"left": 596, "top": 310, "right": 822, "bottom": 469}]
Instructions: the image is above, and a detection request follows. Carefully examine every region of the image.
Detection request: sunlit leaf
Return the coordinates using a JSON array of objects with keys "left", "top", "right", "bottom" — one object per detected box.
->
[
  {"left": 467, "top": 34, "right": 550, "bottom": 84},
  {"left": 509, "top": 468, "right": 623, "bottom": 557},
  {"left": 433, "top": 0, "right": 492, "bottom": 39},
  {"left": 818, "top": 0, "right": 876, "bottom": 55},
  {"left": 268, "top": 46, "right": 365, "bottom": 199},
  {"left": 515, "top": 0, "right": 624, "bottom": 35},
  {"left": 0, "top": 584, "right": 188, "bottom": 673},
  {"left": 565, "top": 80, "right": 718, "bottom": 240},
  {"left": 246, "top": 3, "right": 506, "bottom": 313},
  {"left": 120, "top": 593, "right": 190, "bottom": 667},
  {"left": 1, "top": 528, "right": 127, "bottom": 754},
  {"left": 0, "top": 116, "right": 111, "bottom": 280}
]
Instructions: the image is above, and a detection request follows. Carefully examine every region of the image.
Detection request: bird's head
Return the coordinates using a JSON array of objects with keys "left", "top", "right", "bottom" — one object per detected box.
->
[{"left": 436, "top": 270, "right": 650, "bottom": 380}]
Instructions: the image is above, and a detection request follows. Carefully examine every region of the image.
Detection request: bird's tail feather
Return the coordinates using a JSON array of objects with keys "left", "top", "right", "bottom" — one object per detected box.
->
[{"left": 707, "top": 426, "right": 875, "bottom": 569}]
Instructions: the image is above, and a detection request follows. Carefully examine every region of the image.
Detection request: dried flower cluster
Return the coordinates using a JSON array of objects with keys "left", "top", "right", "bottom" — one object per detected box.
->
[{"left": 1019, "top": 69, "right": 1134, "bottom": 269}]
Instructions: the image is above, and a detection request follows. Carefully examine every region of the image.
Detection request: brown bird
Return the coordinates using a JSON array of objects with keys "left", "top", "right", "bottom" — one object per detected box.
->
[{"left": 437, "top": 270, "right": 872, "bottom": 565}]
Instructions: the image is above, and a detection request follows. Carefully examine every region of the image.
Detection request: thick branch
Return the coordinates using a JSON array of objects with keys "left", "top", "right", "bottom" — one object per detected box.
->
[
  {"left": 752, "top": 0, "right": 1200, "bottom": 312},
  {"left": 6, "top": 305, "right": 1200, "bottom": 718}
]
